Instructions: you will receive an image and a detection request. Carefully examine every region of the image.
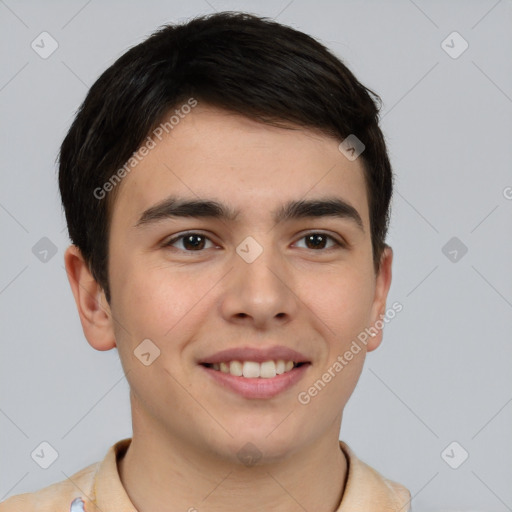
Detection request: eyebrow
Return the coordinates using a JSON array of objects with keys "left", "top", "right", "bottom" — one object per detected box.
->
[{"left": 134, "top": 195, "right": 364, "bottom": 232}]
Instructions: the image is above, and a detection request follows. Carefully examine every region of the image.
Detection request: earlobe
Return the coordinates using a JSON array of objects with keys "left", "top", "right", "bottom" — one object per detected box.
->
[
  {"left": 63, "top": 245, "right": 116, "bottom": 351},
  {"left": 366, "top": 245, "right": 393, "bottom": 353}
]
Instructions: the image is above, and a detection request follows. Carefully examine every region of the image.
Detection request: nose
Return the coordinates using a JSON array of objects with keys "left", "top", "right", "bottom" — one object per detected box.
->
[{"left": 219, "top": 242, "right": 299, "bottom": 330}]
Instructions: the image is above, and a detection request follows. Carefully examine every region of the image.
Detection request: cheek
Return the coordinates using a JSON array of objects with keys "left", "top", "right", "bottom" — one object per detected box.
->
[
  {"left": 298, "top": 263, "right": 376, "bottom": 338},
  {"left": 295, "top": 342, "right": 366, "bottom": 433},
  {"left": 109, "top": 265, "right": 200, "bottom": 404},
  {"left": 110, "top": 258, "right": 200, "bottom": 343}
]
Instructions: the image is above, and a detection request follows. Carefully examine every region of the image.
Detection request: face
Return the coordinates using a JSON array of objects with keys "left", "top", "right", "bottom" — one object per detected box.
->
[{"left": 78, "top": 105, "right": 392, "bottom": 463}]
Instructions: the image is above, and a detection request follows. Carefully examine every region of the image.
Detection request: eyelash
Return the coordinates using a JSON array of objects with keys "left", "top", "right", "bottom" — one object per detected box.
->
[{"left": 162, "top": 231, "right": 345, "bottom": 252}]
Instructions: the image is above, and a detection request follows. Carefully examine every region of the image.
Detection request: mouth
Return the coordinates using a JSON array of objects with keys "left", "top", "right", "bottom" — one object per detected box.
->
[
  {"left": 201, "top": 360, "right": 308, "bottom": 379},
  {"left": 198, "top": 345, "right": 311, "bottom": 398},
  {"left": 199, "top": 359, "right": 311, "bottom": 399}
]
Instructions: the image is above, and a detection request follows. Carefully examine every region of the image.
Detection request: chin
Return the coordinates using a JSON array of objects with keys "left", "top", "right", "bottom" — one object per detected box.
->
[{"left": 214, "top": 426, "right": 307, "bottom": 466}]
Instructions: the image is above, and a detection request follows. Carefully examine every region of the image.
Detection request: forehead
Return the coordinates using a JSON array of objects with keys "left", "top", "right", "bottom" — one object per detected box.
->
[{"left": 110, "top": 105, "right": 370, "bottom": 229}]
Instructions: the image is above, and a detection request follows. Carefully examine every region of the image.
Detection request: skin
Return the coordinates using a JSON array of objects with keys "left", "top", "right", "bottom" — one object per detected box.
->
[{"left": 64, "top": 104, "right": 393, "bottom": 512}]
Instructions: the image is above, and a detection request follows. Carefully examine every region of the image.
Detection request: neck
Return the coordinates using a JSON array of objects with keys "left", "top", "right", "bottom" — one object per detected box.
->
[{"left": 119, "top": 406, "right": 347, "bottom": 512}]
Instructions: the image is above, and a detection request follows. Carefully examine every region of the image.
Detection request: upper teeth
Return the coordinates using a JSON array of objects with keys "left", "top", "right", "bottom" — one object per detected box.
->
[{"left": 210, "top": 360, "right": 295, "bottom": 378}]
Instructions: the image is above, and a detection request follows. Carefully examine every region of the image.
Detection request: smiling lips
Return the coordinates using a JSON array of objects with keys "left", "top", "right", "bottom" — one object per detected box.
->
[
  {"left": 199, "top": 345, "right": 311, "bottom": 398},
  {"left": 205, "top": 360, "right": 300, "bottom": 378}
]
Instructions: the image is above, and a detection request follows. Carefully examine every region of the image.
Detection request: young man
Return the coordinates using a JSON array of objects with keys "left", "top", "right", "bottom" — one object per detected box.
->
[{"left": 1, "top": 11, "right": 411, "bottom": 512}]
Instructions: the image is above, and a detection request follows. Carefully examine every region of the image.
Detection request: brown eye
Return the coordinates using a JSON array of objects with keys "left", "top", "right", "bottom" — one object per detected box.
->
[
  {"left": 305, "top": 234, "right": 328, "bottom": 249},
  {"left": 164, "top": 232, "right": 214, "bottom": 251},
  {"left": 295, "top": 232, "right": 343, "bottom": 251},
  {"left": 181, "top": 234, "right": 206, "bottom": 250}
]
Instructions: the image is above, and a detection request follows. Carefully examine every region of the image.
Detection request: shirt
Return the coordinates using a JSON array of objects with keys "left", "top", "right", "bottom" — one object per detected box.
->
[{"left": 0, "top": 438, "right": 411, "bottom": 511}]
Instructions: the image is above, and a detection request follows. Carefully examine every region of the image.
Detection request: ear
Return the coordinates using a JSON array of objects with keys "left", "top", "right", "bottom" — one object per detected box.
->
[
  {"left": 64, "top": 244, "right": 116, "bottom": 351},
  {"left": 366, "top": 245, "right": 393, "bottom": 353}
]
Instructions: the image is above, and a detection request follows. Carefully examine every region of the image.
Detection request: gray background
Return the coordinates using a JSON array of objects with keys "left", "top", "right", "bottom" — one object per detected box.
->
[{"left": 1, "top": 1, "right": 511, "bottom": 510}]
